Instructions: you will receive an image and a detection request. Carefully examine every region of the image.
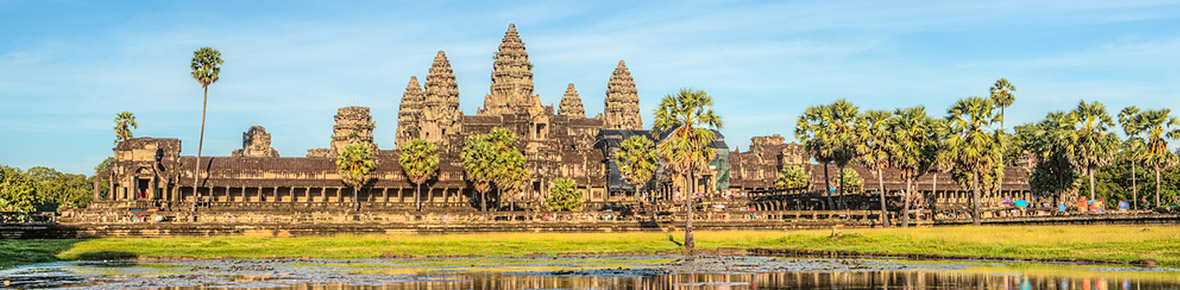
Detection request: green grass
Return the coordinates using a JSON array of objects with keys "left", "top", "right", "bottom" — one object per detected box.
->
[{"left": 3, "top": 225, "right": 1178, "bottom": 269}]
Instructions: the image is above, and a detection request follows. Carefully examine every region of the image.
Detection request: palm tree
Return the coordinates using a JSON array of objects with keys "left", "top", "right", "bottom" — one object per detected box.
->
[
  {"left": 190, "top": 47, "right": 223, "bottom": 205},
  {"left": 774, "top": 165, "right": 809, "bottom": 189},
  {"left": 1118, "top": 106, "right": 1143, "bottom": 208},
  {"left": 796, "top": 100, "right": 860, "bottom": 209},
  {"left": 888, "top": 107, "right": 938, "bottom": 228},
  {"left": 927, "top": 119, "right": 952, "bottom": 219},
  {"left": 855, "top": 109, "right": 893, "bottom": 227},
  {"left": 398, "top": 139, "right": 439, "bottom": 212},
  {"left": 989, "top": 79, "right": 1015, "bottom": 196},
  {"left": 946, "top": 97, "right": 1001, "bottom": 226},
  {"left": 336, "top": 143, "right": 376, "bottom": 211},
  {"left": 616, "top": 135, "right": 658, "bottom": 200},
  {"left": 492, "top": 149, "right": 527, "bottom": 211},
  {"left": 461, "top": 137, "right": 496, "bottom": 212},
  {"left": 1135, "top": 109, "right": 1180, "bottom": 206},
  {"left": 113, "top": 111, "right": 137, "bottom": 145},
  {"left": 651, "top": 88, "right": 722, "bottom": 250},
  {"left": 1069, "top": 100, "right": 1120, "bottom": 200}
]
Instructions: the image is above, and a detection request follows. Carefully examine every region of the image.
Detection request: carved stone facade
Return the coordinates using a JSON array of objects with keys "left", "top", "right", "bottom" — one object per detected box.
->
[
  {"left": 232, "top": 126, "right": 279, "bottom": 158},
  {"left": 394, "top": 76, "right": 423, "bottom": 149},
  {"left": 479, "top": 24, "right": 542, "bottom": 117},
  {"left": 603, "top": 60, "right": 642, "bottom": 130},
  {"left": 558, "top": 83, "right": 585, "bottom": 118}
]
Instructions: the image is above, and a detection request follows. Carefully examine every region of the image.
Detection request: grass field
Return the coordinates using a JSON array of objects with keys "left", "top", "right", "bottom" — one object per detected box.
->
[{"left": 3, "top": 225, "right": 1178, "bottom": 269}]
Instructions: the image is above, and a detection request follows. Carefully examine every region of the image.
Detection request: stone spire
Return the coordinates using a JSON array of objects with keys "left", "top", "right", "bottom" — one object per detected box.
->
[
  {"left": 558, "top": 83, "right": 585, "bottom": 118},
  {"left": 395, "top": 76, "right": 424, "bottom": 149},
  {"left": 604, "top": 60, "right": 642, "bottom": 130},
  {"left": 421, "top": 50, "right": 462, "bottom": 145},
  {"left": 480, "top": 23, "right": 541, "bottom": 116}
]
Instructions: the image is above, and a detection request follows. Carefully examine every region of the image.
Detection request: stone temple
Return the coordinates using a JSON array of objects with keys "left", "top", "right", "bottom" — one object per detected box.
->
[{"left": 92, "top": 24, "right": 1032, "bottom": 213}]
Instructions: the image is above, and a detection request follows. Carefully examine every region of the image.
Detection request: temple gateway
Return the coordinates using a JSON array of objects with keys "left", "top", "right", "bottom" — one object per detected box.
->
[{"left": 92, "top": 24, "right": 1032, "bottom": 215}]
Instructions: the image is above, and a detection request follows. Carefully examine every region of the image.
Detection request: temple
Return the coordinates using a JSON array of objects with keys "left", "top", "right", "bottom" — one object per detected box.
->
[{"left": 91, "top": 24, "right": 1032, "bottom": 216}]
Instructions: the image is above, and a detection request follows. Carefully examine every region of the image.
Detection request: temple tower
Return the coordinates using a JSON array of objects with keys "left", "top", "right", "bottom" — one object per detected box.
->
[
  {"left": 395, "top": 76, "right": 424, "bottom": 149},
  {"left": 232, "top": 126, "right": 279, "bottom": 157},
  {"left": 604, "top": 60, "right": 642, "bottom": 130},
  {"left": 558, "top": 83, "right": 585, "bottom": 118},
  {"left": 421, "top": 51, "right": 462, "bottom": 144},
  {"left": 330, "top": 106, "right": 376, "bottom": 156},
  {"left": 480, "top": 23, "right": 542, "bottom": 116}
]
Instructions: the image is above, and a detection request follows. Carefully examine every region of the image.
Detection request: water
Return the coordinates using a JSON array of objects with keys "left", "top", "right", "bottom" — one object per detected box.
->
[{"left": 2, "top": 256, "right": 1177, "bottom": 289}]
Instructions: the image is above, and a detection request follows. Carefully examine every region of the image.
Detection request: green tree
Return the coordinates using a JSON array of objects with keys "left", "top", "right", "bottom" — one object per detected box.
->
[
  {"left": 989, "top": 79, "right": 1016, "bottom": 195},
  {"left": 1118, "top": 106, "right": 1143, "bottom": 208},
  {"left": 545, "top": 177, "right": 582, "bottom": 211},
  {"left": 90, "top": 157, "right": 114, "bottom": 201},
  {"left": 856, "top": 109, "right": 893, "bottom": 227},
  {"left": 398, "top": 139, "right": 439, "bottom": 212},
  {"left": 1135, "top": 109, "right": 1180, "bottom": 206},
  {"left": 113, "top": 111, "right": 137, "bottom": 145},
  {"left": 945, "top": 96, "right": 1001, "bottom": 226},
  {"left": 616, "top": 135, "right": 658, "bottom": 199},
  {"left": 336, "top": 143, "right": 376, "bottom": 211},
  {"left": 796, "top": 99, "right": 860, "bottom": 209},
  {"left": 887, "top": 106, "right": 938, "bottom": 228},
  {"left": 651, "top": 88, "right": 723, "bottom": 250},
  {"left": 774, "top": 165, "right": 809, "bottom": 189},
  {"left": 1016, "top": 112, "right": 1081, "bottom": 201},
  {"left": 26, "top": 166, "right": 91, "bottom": 211},
  {"left": 461, "top": 137, "right": 496, "bottom": 211},
  {"left": 1069, "top": 100, "right": 1120, "bottom": 200},
  {"left": 0, "top": 166, "right": 40, "bottom": 214},
  {"left": 835, "top": 168, "right": 863, "bottom": 194},
  {"left": 190, "top": 47, "right": 223, "bottom": 207},
  {"left": 461, "top": 127, "right": 524, "bottom": 212},
  {"left": 493, "top": 149, "right": 528, "bottom": 211}
]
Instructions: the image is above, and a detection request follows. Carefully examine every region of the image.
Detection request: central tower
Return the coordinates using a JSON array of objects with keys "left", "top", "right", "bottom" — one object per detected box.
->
[{"left": 480, "top": 24, "right": 542, "bottom": 116}]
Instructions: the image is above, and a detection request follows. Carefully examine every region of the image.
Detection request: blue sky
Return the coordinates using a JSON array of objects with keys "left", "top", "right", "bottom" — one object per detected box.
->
[{"left": 2, "top": 0, "right": 1179, "bottom": 174}]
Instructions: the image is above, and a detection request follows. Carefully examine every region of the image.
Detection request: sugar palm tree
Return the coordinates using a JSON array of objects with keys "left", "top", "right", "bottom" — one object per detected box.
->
[
  {"left": 796, "top": 100, "right": 860, "bottom": 209},
  {"left": 336, "top": 143, "right": 376, "bottom": 211},
  {"left": 946, "top": 97, "right": 1001, "bottom": 226},
  {"left": 461, "top": 137, "right": 496, "bottom": 211},
  {"left": 113, "top": 111, "right": 137, "bottom": 145},
  {"left": 651, "top": 88, "right": 722, "bottom": 250},
  {"left": 492, "top": 149, "right": 527, "bottom": 211},
  {"left": 190, "top": 47, "right": 223, "bottom": 205},
  {"left": 1136, "top": 109, "right": 1180, "bottom": 206},
  {"left": 398, "top": 139, "right": 439, "bottom": 212},
  {"left": 616, "top": 135, "right": 658, "bottom": 200},
  {"left": 1118, "top": 106, "right": 1143, "bottom": 208},
  {"left": 1069, "top": 100, "right": 1120, "bottom": 200},
  {"left": 855, "top": 109, "right": 893, "bottom": 227},
  {"left": 888, "top": 106, "right": 938, "bottom": 228},
  {"left": 989, "top": 79, "right": 1015, "bottom": 195}
]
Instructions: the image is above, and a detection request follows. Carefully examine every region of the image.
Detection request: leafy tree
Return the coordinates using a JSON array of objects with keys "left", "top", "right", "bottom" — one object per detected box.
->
[
  {"left": 796, "top": 99, "right": 860, "bottom": 209},
  {"left": 461, "top": 137, "right": 496, "bottom": 211},
  {"left": 336, "top": 143, "right": 375, "bottom": 211},
  {"left": 1069, "top": 100, "right": 1120, "bottom": 200},
  {"left": 856, "top": 109, "right": 893, "bottom": 227},
  {"left": 461, "top": 127, "right": 525, "bottom": 211},
  {"left": 1135, "top": 109, "right": 1180, "bottom": 206},
  {"left": 493, "top": 149, "right": 528, "bottom": 211},
  {"left": 398, "top": 139, "right": 438, "bottom": 212},
  {"left": 26, "top": 166, "right": 90, "bottom": 211},
  {"left": 652, "top": 88, "right": 722, "bottom": 250},
  {"left": 190, "top": 47, "right": 223, "bottom": 206},
  {"left": 113, "top": 111, "right": 137, "bottom": 145},
  {"left": 90, "top": 157, "right": 114, "bottom": 201},
  {"left": 545, "top": 177, "right": 582, "bottom": 211},
  {"left": 0, "top": 166, "right": 40, "bottom": 213},
  {"left": 945, "top": 96, "right": 1001, "bottom": 226},
  {"left": 616, "top": 135, "right": 658, "bottom": 199},
  {"left": 989, "top": 79, "right": 1016, "bottom": 195},
  {"left": 835, "top": 168, "right": 863, "bottom": 194},
  {"left": 774, "top": 165, "right": 809, "bottom": 189},
  {"left": 1118, "top": 106, "right": 1144, "bottom": 208},
  {"left": 887, "top": 106, "right": 938, "bottom": 228}
]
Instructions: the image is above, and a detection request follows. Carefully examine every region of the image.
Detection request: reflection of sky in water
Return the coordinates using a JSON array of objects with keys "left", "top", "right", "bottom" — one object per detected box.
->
[{"left": 1, "top": 256, "right": 1178, "bottom": 289}]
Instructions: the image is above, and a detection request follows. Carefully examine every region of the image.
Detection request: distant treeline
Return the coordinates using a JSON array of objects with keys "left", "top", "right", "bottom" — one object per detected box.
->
[{"left": 0, "top": 158, "right": 111, "bottom": 213}]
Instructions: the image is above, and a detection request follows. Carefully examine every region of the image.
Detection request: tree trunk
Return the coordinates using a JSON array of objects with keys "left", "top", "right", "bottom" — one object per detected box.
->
[
  {"left": 932, "top": 173, "right": 939, "bottom": 223},
  {"left": 685, "top": 170, "right": 695, "bottom": 250},
  {"left": 416, "top": 183, "right": 422, "bottom": 212},
  {"left": 353, "top": 187, "right": 360, "bottom": 212},
  {"left": 837, "top": 165, "right": 846, "bottom": 210},
  {"left": 1156, "top": 169, "right": 1162, "bottom": 207},
  {"left": 1132, "top": 163, "right": 1138, "bottom": 210},
  {"left": 1088, "top": 167, "right": 1096, "bottom": 200},
  {"left": 878, "top": 170, "right": 888, "bottom": 228},
  {"left": 823, "top": 163, "right": 833, "bottom": 210},
  {"left": 972, "top": 173, "right": 981, "bottom": 226},
  {"left": 481, "top": 190, "right": 487, "bottom": 212},
  {"left": 193, "top": 86, "right": 208, "bottom": 211},
  {"left": 902, "top": 178, "right": 912, "bottom": 228}
]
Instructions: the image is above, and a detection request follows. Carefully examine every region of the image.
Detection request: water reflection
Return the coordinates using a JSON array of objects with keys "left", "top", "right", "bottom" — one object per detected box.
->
[{"left": 3, "top": 257, "right": 1177, "bottom": 290}]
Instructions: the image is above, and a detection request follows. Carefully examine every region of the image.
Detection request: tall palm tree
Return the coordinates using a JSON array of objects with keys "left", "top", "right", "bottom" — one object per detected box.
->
[
  {"left": 855, "top": 109, "right": 893, "bottom": 227},
  {"left": 1069, "top": 100, "right": 1120, "bottom": 200},
  {"left": 1135, "top": 109, "right": 1180, "bottom": 206},
  {"left": 652, "top": 88, "right": 723, "bottom": 250},
  {"left": 461, "top": 137, "right": 496, "bottom": 211},
  {"left": 989, "top": 79, "right": 1015, "bottom": 195},
  {"left": 398, "top": 139, "right": 439, "bottom": 212},
  {"left": 888, "top": 107, "right": 938, "bottom": 228},
  {"left": 1118, "top": 106, "right": 1143, "bottom": 208},
  {"left": 113, "top": 111, "right": 137, "bottom": 145},
  {"left": 190, "top": 47, "right": 223, "bottom": 206},
  {"left": 927, "top": 118, "right": 952, "bottom": 220},
  {"left": 946, "top": 97, "right": 1001, "bottom": 226},
  {"left": 336, "top": 143, "right": 376, "bottom": 211},
  {"left": 796, "top": 100, "right": 860, "bottom": 209},
  {"left": 616, "top": 135, "right": 658, "bottom": 200}
]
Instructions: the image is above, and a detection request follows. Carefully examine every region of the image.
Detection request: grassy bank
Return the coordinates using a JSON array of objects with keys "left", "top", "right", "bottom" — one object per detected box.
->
[{"left": 3, "top": 225, "right": 1178, "bottom": 269}]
